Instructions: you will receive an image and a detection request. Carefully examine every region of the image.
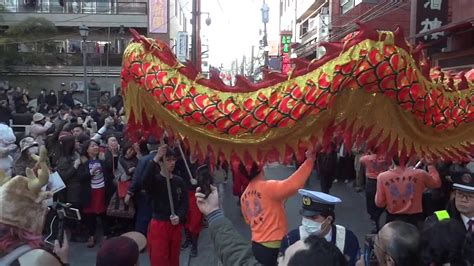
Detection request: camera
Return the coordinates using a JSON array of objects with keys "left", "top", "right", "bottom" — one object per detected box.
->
[
  {"left": 44, "top": 202, "right": 81, "bottom": 247},
  {"left": 363, "top": 234, "right": 378, "bottom": 266}
]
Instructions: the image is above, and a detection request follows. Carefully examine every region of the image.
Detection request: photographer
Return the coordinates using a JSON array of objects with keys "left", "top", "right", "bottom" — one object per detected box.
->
[{"left": 356, "top": 221, "right": 420, "bottom": 266}]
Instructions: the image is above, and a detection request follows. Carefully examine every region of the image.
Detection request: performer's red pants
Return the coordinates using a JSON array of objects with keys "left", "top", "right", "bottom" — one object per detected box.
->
[
  {"left": 147, "top": 219, "right": 182, "bottom": 266},
  {"left": 185, "top": 191, "right": 203, "bottom": 235}
]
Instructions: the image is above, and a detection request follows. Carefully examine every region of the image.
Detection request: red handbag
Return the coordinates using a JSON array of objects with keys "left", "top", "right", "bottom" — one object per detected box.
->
[{"left": 117, "top": 180, "right": 131, "bottom": 199}]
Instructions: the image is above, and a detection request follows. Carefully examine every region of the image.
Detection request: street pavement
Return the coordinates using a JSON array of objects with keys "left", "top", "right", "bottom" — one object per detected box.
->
[{"left": 68, "top": 163, "right": 373, "bottom": 265}]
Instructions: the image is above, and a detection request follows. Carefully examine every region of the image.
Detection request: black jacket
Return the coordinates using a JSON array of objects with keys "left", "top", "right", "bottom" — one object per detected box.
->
[
  {"left": 45, "top": 94, "right": 58, "bottom": 107},
  {"left": 143, "top": 160, "right": 188, "bottom": 223},
  {"left": 77, "top": 159, "right": 115, "bottom": 208}
]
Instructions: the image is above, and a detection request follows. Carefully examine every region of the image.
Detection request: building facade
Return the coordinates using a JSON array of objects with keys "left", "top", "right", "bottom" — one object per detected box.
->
[
  {"left": 412, "top": 0, "right": 474, "bottom": 71},
  {"left": 0, "top": 0, "right": 190, "bottom": 100},
  {"left": 280, "top": 0, "right": 411, "bottom": 60}
]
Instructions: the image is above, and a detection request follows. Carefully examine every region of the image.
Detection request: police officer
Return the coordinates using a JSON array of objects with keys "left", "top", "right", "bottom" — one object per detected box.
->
[
  {"left": 425, "top": 163, "right": 473, "bottom": 226},
  {"left": 425, "top": 162, "right": 474, "bottom": 263},
  {"left": 281, "top": 189, "right": 360, "bottom": 266}
]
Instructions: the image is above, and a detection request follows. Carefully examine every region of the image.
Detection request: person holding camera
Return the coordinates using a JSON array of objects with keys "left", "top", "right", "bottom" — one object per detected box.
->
[
  {"left": 142, "top": 144, "right": 188, "bottom": 266},
  {"left": 280, "top": 189, "right": 360, "bottom": 266},
  {"left": 356, "top": 221, "right": 420, "bottom": 266},
  {"left": 195, "top": 185, "right": 348, "bottom": 266}
]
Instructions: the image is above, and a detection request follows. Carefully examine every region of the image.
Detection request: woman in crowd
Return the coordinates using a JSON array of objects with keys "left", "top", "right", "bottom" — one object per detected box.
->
[
  {"left": 56, "top": 135, "right": 80, "bottom": 204},
  {"left": 77, "top": 139, "right": 115, "bottom": 248},
  {"left": 13, "top": 137, "right": 40, "bottom": 176},
  {"left": 55, "top": 134, "right": 86, "bottom": 241},
  {"left": 115, "top": 140, "right": 139, "bottom": 232}
]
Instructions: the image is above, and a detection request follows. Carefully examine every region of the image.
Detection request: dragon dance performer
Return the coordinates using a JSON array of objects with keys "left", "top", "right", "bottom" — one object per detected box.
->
[
  {"left": 359, "top": 150, "right": 389, "bottom": 232},
  {"left": 173, "top": 143, "right": 203, "bottom": 258},
  {"left": 240, "top": 147, "right": 316, "bottom": 266},
  {"left": 375, "top": 157, "right": 441, "bottom": 228},
  {"left": 143, "top": 144, "right": 188, "bottom": 266}
]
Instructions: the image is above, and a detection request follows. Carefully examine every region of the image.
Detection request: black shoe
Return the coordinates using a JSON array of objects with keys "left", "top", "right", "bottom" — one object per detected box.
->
[
  {"left": 181, "top": 240, "right": 191, "bottom": 250},
  {"left": 190, "top": 246, "right": 198, "bottom": 257}
]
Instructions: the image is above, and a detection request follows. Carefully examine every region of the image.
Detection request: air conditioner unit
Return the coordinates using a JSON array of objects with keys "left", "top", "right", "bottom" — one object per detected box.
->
[
  {"left": 321, "top": 7, "right": 329, "bottom": 15},
  {"left": 70, "top": 81, "right": 84, "bottom": 92},
  {"left": 308, "top": 18, "right": 317, "bottom": 31}
]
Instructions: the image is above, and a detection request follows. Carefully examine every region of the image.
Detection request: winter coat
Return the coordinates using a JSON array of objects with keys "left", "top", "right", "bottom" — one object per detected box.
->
[
  {"left": 13, "top": 155, "right": 37, "bottom": 176},
  {"left": 208, "top": 212, "right": 260, "bottom": 265},
  {"left": 45, "top": 94, "right": 58, "bottom": 107},
  {"left": 30, "top": 121, "right": 54, "bottom": 145},
  {"left": 56, "top": 155, "right": 79, "bottom": 204}
]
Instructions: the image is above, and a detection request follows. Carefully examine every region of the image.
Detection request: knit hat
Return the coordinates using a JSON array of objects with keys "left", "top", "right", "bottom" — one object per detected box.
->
[
  {"left": 0, "top": 147, "right": 51, "bottom": 235},
  {"left": 18, "top": 249, "right": 62, "bottom": 266},
  {"left": 121, "top": 231, "right": 147, "bottom": 252},
  {"left": 96, "top": 236, "right": 139, "bottom": 266},
  {"left": 19, "top": 137, "right": 38, "bottom": 153},
  {"left": 32, "top": 113, "right": 45, "bottom": 123}
]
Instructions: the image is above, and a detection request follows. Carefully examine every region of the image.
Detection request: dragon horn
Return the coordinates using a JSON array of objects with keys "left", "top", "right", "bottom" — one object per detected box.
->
[
  {"left": 27, "top": 162, "right": 50, "bottom": 193},
  {"left": 0, "top": 170, "right": 11, "bottom": 186}
]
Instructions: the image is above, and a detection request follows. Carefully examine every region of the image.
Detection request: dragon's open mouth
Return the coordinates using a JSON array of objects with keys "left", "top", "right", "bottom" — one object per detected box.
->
[{"left": 122, "top": 23, "right": 473, "bottom": 166}]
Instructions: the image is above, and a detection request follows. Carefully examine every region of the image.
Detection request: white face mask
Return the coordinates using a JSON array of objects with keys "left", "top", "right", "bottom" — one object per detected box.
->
[
  {"left": 27, "top": 146, "right": 39, "bottom": 155},
  {"left": 301, "top": 217, "right": 322, "bottom": 235}
]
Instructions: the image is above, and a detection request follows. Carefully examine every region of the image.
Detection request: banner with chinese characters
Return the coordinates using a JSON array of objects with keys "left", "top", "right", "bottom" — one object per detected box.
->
[
  {"left": 149, "top": 0, "right": 168, "bottom": 34},
  {"left": 280, "top": 32, "right": 292, "bottom": 75},
  {"left": 415, "top": 0, "right": 448, "bottom": 45}
]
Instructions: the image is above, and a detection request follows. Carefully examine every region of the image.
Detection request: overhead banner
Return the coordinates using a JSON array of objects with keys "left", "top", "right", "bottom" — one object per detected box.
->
[
  {"left": 415, "top": 0, "right": 448, "bottom": 44},
  {"left": 176, "top": 31, "right": 188, "bottom": 62},
  {"left": 149, "top": 0, "right": 168, "bottom": 34}
]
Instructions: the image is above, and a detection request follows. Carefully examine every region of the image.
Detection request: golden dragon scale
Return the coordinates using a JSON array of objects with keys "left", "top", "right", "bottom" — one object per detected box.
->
[{"left": 122, "top": 24, "right": 474, "bottom": 166}]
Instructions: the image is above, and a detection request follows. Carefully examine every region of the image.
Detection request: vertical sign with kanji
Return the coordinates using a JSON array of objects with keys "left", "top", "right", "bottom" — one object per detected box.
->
[
  {"left": 415, "top": 0, "right": 448, "bottom": 44},
  {"left": 280, "top": 33, "right": 292, "bottom": 74}
]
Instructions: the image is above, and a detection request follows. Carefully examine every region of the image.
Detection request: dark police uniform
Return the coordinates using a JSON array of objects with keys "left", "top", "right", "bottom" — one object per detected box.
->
[
  {"left": 280, "top": 189, "right": 360, "bottom": 266},
  {"left": 424, "top": 166, "right": 474, "bottom": 263}
]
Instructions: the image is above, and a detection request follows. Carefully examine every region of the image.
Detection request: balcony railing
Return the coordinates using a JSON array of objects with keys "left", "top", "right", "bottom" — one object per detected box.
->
[
  {"left": 0, "top": 0, "right": 147, "bottom": 14},
  {"left": 3, "top": 52, "right": 124, "bottom": 67}
]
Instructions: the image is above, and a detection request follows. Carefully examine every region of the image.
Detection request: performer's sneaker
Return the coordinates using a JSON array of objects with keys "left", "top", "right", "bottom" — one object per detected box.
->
[
  {"left": 190, "top": 246, "right": 198, "bottom": 257},
  {"left": 181, "top": 240, "right": 191, "bottom": 250}
]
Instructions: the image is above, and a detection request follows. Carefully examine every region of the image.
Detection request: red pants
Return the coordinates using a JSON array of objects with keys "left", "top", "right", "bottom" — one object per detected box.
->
[
  {"left": 147, "top": 219, "right": 182, "bottom": 266},
  {"left": 185, "top": 191, "right": 203, "bottom": 235}
]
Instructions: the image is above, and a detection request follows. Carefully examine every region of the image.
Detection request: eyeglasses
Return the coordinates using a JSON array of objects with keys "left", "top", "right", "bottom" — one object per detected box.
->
[{"left": 455, "top": 190, "right": 474, "bottom": 200}]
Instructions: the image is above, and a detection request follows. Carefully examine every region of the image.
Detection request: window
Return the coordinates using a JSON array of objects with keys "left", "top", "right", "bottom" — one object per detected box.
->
[{"left": 341, "top": 0, "right": 355, "bottom": 14}]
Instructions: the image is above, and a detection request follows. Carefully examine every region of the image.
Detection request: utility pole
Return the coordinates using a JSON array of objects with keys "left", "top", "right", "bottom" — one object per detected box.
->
[
  {"left": 261, "top": 0, "right": 269, "bottom": 68},
  {"left": 191, "top": 0, "right": 202, "bottom": 72},
  {"left": 250, "top": 45, "right": 254, "bottom": 80}
]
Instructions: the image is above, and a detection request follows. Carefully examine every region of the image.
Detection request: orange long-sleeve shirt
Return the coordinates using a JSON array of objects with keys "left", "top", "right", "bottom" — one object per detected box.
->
[
  {"left": 375, "top": 165, "right": 441, "bottom": 214},
  {"left": 359, "top": 154, "right": 389, "bottom": 179},
  {"left": 240, "top": 159, "right": 314, "bottom": 243}
]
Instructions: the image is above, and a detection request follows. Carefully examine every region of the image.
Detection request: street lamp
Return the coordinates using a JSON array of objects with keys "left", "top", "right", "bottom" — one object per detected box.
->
[{"left": 79, "top": 24, "right": 89, "bottom": 105}]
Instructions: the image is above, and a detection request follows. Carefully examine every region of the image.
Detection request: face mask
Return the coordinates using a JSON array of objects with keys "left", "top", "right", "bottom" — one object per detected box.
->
[
  {"left": 301, "top": 217, "right": 322, "bottom": 235},
  {"left": 27, "top": 146, "right": 39, "bottom": 155}
]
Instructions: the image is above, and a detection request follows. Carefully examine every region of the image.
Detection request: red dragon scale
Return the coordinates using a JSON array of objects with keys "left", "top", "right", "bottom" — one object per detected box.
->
[{"left": 122, "top": 25, "right": 474, "bottom": 165}]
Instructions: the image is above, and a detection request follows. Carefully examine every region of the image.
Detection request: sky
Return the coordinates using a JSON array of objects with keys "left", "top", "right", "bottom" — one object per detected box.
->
[{"left": 202, "top": 0, "right": 280, "bottom": 69}]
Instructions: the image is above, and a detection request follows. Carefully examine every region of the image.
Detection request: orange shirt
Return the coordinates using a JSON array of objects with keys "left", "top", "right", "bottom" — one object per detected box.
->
[
  {"left": 375, "top": 165, "right": 441, "bottom": 214},
  {"left": 359, "top": 154, "right": 389, "bottom": 179},
  {"left": 240, "top": 159, "right": 314, "bottom": 243}
]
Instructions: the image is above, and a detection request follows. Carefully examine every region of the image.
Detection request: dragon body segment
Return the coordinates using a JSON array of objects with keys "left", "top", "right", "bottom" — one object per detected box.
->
[{"left": 122, "top": 24, "right": 474, "bottom": 164}]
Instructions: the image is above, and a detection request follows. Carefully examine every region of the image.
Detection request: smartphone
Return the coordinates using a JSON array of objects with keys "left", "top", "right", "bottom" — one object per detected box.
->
[
  {"left": 197, "top": 172, "right": 212, "bottom": 198},
  {"left": 363, "top": 234, "right": 378, "bottom": 266}
]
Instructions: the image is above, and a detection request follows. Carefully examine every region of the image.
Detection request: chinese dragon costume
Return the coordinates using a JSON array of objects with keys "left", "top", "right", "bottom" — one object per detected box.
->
[{"left": 121, "top": 23, "right": 474, "bottom": 166}]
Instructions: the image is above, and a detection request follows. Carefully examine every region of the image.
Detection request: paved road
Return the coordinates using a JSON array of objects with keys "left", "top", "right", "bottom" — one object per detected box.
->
[{"left": 68, "top": 164, "right": 373, "bottom": 265}]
